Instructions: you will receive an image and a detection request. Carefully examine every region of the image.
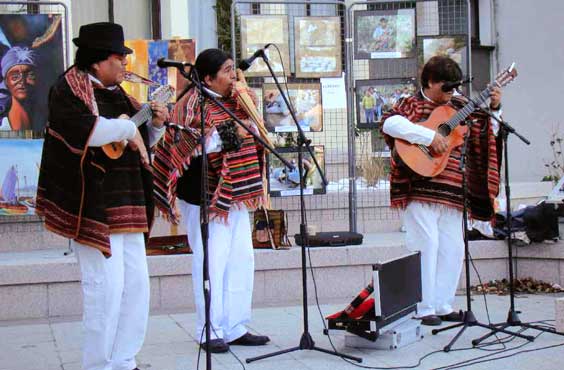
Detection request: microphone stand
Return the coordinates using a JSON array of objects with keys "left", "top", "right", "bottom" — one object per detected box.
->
[
  {"left": 245, "top": 51, "right": 362, "bottom": 364},
  {"left": 470, "top": 106, "right": 564, "bottom": 344},
  {"left": 430, "top": 117, "right": 532, "bottom": 351},
  {"left": 164, "top": 64, "right": 295, "bottom": 370}
]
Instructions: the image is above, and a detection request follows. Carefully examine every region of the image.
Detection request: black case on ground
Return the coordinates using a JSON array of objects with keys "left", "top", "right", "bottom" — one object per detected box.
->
[{"left": 294, "top": 231, "right": 363, "bottom": 247}]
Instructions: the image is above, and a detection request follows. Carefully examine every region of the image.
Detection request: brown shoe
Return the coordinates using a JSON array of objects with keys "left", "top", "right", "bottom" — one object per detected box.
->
[{"left": 419, "top": 315, "right": 442, "bottom": 326}]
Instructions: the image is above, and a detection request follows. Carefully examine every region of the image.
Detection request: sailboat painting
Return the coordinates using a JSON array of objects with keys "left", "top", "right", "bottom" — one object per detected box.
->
[{"left": 0, "top": 139, "right": 43, "bottom": 216}]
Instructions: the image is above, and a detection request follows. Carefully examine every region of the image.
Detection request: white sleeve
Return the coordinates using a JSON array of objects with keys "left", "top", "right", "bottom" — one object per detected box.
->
[
  {"left": 147, "top": 121, "right": 166, "bottom": 147},
  {"left": 383, "top": 115, "right": 436, "bottom": 146},
  {"left": 490, "top": 109, "right": 503, "bottom": 137},
  {"left": 193, "top": 128, "right": 223, "bottom": 156},
  {"left": 88, "top": 117, "right": 137, "bottom": 147}
]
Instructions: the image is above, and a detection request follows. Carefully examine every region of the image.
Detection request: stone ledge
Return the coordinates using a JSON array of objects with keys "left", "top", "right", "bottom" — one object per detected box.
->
[
  {"left": 2, "top": 234, "right": 564, "bottom": 287},
  {"left": 0, "top": 233, "right": 408, "bottom": 286},
  {"left": 1, "top": 233, "right": 564, "bottom": 321}
]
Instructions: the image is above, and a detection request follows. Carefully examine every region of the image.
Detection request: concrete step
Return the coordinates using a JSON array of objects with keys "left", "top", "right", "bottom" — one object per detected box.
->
[{"left": 2, "top": 232, "right": 563, "bottom": 321}]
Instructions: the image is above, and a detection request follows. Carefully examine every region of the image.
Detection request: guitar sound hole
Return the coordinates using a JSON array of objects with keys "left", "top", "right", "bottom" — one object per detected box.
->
[{"left": 438, "top": 124, "right": 451, "bottom": 136}]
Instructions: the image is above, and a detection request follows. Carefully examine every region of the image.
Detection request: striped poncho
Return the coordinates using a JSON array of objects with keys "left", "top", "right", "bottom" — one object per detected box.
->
[
  {"left": 157, "top": 86, "right": 265, "bottom": 221},
  {"left": 381, "top": 92, "right": 500, "bottom": 221}
]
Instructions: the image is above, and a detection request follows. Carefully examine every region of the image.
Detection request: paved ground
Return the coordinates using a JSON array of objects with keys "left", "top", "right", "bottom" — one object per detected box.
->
[{"left": 1, "top": 293, "right": 564, "bottom": 370}]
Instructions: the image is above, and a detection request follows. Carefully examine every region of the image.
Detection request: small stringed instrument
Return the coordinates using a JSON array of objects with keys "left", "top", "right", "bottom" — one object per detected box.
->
[
  {"left": 394, "top": 63, "right": 518, "bottom": 177},
  {"left": 102, "top": 85, "right": 175, "bottom": 159}
]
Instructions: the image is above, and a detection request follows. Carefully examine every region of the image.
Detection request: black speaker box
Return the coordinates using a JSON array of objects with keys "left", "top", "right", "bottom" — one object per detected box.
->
[{"left": 294, "top": 231, "right": 363, "bottom": 247}]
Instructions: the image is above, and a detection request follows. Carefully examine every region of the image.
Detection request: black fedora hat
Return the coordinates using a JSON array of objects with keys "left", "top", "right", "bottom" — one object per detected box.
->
[{"left": 73, "top": 22, "right": 133, "bottom": 55}]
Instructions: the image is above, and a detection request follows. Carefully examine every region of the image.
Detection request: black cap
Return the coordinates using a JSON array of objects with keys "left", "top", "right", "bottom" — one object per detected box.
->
[{"left": 73, "top": 22, "right": 133, "bottom": 55}]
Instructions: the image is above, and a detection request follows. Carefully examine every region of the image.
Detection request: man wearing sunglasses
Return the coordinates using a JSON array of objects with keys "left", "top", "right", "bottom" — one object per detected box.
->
[{"left": 381, "top": 56, "right": 502, "bottom": 326}]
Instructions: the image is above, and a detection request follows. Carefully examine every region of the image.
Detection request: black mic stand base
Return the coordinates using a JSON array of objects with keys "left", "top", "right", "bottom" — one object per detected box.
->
[
  {"left": 472, "top": 308, "right": 564, "bottom": 346},
  {"left": 433, "top": 309, "right": 534, "bottom": 352},
  {"left": 246, "top": 331, "right": 362, "bottom": 364}
]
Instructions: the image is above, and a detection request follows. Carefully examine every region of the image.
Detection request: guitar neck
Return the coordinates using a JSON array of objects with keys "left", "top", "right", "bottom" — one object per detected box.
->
[
  {"left": 444, "top": 87, "right": 492, "bottom": 130},
  {"left": 130, "top": 105, "right": 152, "bottom": 127}
]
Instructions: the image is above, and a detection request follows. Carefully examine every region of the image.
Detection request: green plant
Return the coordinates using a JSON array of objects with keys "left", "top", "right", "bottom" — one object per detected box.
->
[
  {"left": 543, "top": 125, "right": 564, "bottom": 183},
  {"left": 214, "top": 0, "right": 240, "bottom": 55}
]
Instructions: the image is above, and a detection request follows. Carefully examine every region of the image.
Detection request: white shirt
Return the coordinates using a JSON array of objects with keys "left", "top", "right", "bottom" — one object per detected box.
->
[
  {"left": 87, "top": 74, "right": 165, "bottom": 147},
  {"left": 382, "top": 89, "right": 503, "bottom": 145}
]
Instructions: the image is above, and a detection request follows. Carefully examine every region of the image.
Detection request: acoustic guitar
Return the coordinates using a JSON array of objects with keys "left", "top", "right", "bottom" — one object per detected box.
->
[
  {"left": 394, "top": 63, "right": 518, "bottom": 178},
  {"left": 102, "top": 85, "right": 175, "bottom": 159}
]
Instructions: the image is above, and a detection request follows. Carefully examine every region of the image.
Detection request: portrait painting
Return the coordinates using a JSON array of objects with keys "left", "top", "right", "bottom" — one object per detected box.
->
[
  {"left": 240, "top": 15, "right": 290, "bottom": 77},
  {"left": 267, "top": 146, "right": 326, "bottom": 197},
  {"left": 294, "top": 16, "right": 342, "bottom": 78},
  {"left": 263, "top": 83, "right": 322, "bottom": 133},
  {"left": 354, "top": 9, "right": 416, "bottom": 60},
  {"left": 0, "top": 139, "right": 43, "bottom": 216},
  {"left": 355, "top": 78, "right": 417, "bottom": 129},
  {"left": 0, "top": 14, "right": 64, "bottom": 135}
]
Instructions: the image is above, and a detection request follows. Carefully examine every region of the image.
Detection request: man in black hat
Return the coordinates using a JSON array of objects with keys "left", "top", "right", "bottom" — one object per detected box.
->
[{"left": 36, "top": 22, "right": 168, "bottom": 370}]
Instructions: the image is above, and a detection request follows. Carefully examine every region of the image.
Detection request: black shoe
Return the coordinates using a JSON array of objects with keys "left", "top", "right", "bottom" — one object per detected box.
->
[
  {"left": 201, "top": 338, "right": 229, "bottom": 353},
  {"left": 229, "top": 332, "right": 270, "bottom": 346},
  {"left": 439, "top": 311, "right": 463, "bottom": 322},
  {"left": 418, "top": 315, "right": 442, "bottom": 326}
]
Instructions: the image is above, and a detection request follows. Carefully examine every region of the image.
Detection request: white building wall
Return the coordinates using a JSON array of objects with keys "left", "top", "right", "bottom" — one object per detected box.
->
[{"left": 494, "top": 0, "right": 564, "bottom": 182}]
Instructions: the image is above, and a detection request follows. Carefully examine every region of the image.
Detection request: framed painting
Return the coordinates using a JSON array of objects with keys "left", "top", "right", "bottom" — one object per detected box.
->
[
  {"left": 294, "top": 16, "right": 342, "bottom": 78},
  {"left": 0, "top": 139, "right": 43, "bottom": 217},
  {"left": 419, "top": 35, "right": 467, "bottom": 73},
  {"left": 355, "top": 78, "right": 416, "bottom": 129},
  {"left": 354, "top": 9, "right": 416, "bottom": 60},
  {"left": 0, "top": 14, "right": 64, "bottom": 135},
  {"left": 240, "top": 15, "right": 290, "bottom": 77},
  {"left": 263, "top": 83, "right": 322, "bottom": 133},
  {"left": 267, "top": 145, "right": 326, "bottom": 197}
]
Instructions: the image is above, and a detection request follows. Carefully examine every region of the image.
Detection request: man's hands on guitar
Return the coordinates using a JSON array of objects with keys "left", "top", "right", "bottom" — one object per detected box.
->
[
  {"left": 429, "top": 132, "right": 448, "bottom": 154},
  {"left": 128, "top": 129, "right": 149, "bottom": 166},
  {"left": 489, "top": 86, "right": 502, "bottom": 110},
  {"left": 150, "top": 101, "right": 169, "bottom": 127}
]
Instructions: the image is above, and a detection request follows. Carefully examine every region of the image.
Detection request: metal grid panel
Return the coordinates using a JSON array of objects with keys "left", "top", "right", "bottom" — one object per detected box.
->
[
  {"left": 233, "top": 1, "right": 350, "bottom": 234},
  {"left": 438, "top": 0, "right": 468, "bottom": 35},
  {"left": 348, "top": 0, "right": 470, "bottom": 232}
]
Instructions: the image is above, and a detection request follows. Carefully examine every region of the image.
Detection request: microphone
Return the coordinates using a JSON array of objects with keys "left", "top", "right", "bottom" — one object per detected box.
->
[
  {"left": 157, "top": 58, "right": 191, "bottom": 69},
  {"left": 441, "top": 77, "right": 473, "bottom": 92},
  {"left": 238, "top": 44, "right": 272, "bottom": 71}
]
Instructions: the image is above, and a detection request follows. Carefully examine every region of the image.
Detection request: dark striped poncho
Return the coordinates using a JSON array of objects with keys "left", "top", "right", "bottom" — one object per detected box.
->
[
  {"left": 159, "top": 86, "right": 265, "bottom": 221},
  {"left": 36, "top": 67, "right": 154, "bottom": 255},
  {"left": 381, "top": 92, "right": 500, "bottom": 221}
]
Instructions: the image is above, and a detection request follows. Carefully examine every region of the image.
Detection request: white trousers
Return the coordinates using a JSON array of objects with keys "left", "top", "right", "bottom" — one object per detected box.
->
[
  {"left": 404, "top": 201, "right": 464, "bottom": 317},
  {"left": 179, "top": 200, "right": 254, "bottom": 343},
  {"left": 73, "top": 233, "right": 150, "bottom": 370}
]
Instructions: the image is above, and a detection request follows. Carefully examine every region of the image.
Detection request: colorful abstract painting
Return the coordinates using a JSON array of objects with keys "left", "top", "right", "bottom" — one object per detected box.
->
[{"left": 148, "top": 40, "right": 169, "bottom": 97}]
